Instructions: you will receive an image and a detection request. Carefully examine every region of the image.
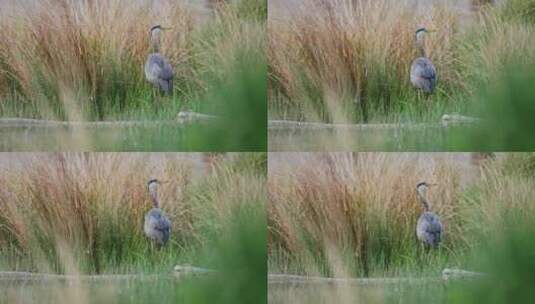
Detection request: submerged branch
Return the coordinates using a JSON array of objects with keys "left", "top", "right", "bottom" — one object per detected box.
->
[
  {"left": 268, "top": 268, "right": 485, "bottom": 286},
  {"left": 0, "top": 112, "right": 220, "bottom": 129},
  {"left": 0, "top": 264, "right": 216, "bottom": 283},
  {"left": 269, "top": 114, "right": 481, "bottom": 131}
]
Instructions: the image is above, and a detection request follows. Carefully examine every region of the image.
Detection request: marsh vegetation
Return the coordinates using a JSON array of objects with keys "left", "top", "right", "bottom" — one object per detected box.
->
[
  {"left": 268, "top": 0, "right": 535, "bottom": 150},
  {"left": 0, "top": 153, "right": 267, "bottom": 303},
  {"left": 268, "top": 153, "right": 535, "bottom": 276},
  {"left": 0, "top": 0, "right": 267, "bottom": 150},
  {"left": 268, "top": 152, "right": 535, "bottom": 303}
]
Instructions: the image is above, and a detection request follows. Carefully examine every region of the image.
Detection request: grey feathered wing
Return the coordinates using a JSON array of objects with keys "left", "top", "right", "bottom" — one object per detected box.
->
[
  {"left": 155, "top": 214, "right": 171, "bottom": 244},
  {"left": 410, "top": 57, "right": 437, "bottom": 93},
  {"left": 144, "top": 208, "right": 171, "bottom": 245},
  {"left": 145, "top": 53, "right": 174, "bottom": 95},
  {"left": 417, "top": 212, "right": 442, "bottom": 247}
]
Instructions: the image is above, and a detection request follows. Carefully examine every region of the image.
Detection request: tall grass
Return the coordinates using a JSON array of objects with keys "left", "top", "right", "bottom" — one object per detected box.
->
[
  {"left": 0, "top": 0, "right": 266, "bottom": 121},
  {"left": 0, "top": 152, "right": 266, "bottom": 274},
  {"left": 458, "top": 4, "right": 535, "bottom": 89},
  {"left": 0, "top": 208, "right": 267, "bottom": 304},
  {"left": 502, "top": 0, "right": 535, "bottom": 24},
  {"left": 268, "top": 0, "right": 461, "bottom": 122},
  {"left": 450, "top": 63, "right": 535, "bottom": 150},
  {"left": 1, "top": 202, "right": 266, "bottom": 304},
  {"left": 445, "top": 7, "right": 535, "bottom": 149},
  {"left": 268, "top": 0, "right": 535, "bottom": 124},
  {"left": 270, "top": 214, "right": 535, "bottom": 304},
  {"left": 268, "top": 152, "right": 535, "bottom": 277}
]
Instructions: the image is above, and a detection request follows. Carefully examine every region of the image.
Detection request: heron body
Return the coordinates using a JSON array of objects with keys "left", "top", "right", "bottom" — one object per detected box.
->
[
  {"left": 410, "top": 28, "right": 437, "bottom": 94},
  {"left": 144, "top": 207, "right": 171, "bottom": 246},
  {"left": 145, "top": 25, "right": 174, "bottom": 95},
  {"left": 145, "top": 179, "right": 171, "bottom": 246},
  {"left": 410, "top": 57, "right": 436, "bottom": 93},
  {"left": 416, "top": 211, "right": 442, "bottom": 247},
  {"left": 415, "top": 182, "right": 443, "bottom": 248},
  {"left": 145, "top": 53, "right": 174, "bottom": 95}
]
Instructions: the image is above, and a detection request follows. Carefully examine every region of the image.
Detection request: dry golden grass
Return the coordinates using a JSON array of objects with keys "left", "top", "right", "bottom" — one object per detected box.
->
[
  {"left": 458, "top": 7, "right": 535, "bottom": 90},
  {"left": 0, "top": 0, "right": 265, "bottom": 119},
  {"left": 0, "top": 153, "right": 266, "bottom": 273},
  {"left": 268, "top": 153, "right": 465, "bottom": 274},
  {"left": 268, "top": 0, "right": 460, "bottom": 122},
  {"left": 459, "top": 154, "right": 535, "bottom": 238},
  {"left": 0, "top": 0, "right": 194, "bottom": 109},
  {"left": 195, "top": 0, "right": 266, "bottom": 84},
  {"left": 268, "top": 0, "right": 535, "bottom": 124}
]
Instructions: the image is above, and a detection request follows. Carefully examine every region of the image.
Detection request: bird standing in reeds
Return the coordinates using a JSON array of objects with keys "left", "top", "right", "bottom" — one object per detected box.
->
[
  {"left": 410, "top": 28, "right": 437, "bottom": 95},
  {"left": 145, "top": 25, "right": 174, "bottom": 95},
  {"left": 415, "top": 181, "right": 442, "bottom": 249},
  {"left": 144, "top": 179, "right": 171, "bottom": 247}
]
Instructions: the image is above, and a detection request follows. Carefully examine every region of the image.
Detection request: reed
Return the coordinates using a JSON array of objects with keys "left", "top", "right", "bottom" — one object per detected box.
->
[
  {"left": 0, "top": 153, "right": 266, "bottom": 274},
  {"left": 268, "top": 153, "right": 535, "bottom": 276},
  {"left": 0, "top": 0, "right": 265, "bottom": 120}
]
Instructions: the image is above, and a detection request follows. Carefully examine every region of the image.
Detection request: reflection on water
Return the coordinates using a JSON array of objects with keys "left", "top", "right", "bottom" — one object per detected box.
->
[
  {"left": 1, "top": 277, "right": 191, "bottom": 304},
  {"left": 269, "top": 280, "right": 453, "bottom": 304},
  {"left": 268, "top": 125, "right": 468, "bottom": 151},
  {"left": 0, "top": 125, "right": 213, "bottom": 151}
]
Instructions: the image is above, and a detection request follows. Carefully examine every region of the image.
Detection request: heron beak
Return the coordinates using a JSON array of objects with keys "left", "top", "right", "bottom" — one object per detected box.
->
[{"left": 160, "top": 26, "right": 173, "bottom": 30}]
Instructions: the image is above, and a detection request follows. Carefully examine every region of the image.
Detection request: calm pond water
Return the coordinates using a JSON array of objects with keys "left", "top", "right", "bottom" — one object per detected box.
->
[
  {"left": 1, "top": 276, "right": 207, "bottom": 304},
  {"left": 268, "top": 280, "right": 457, "bottom": 304},
  {"left": 0, "top": 124, "right": 263, "bottom": 151},
  {"left": 268, "top": 125, "right": 477, "bottom": 151}
]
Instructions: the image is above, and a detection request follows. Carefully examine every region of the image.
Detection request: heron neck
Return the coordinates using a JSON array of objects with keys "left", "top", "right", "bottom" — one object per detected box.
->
[
  {"left": 151, "top": 190, "right": 159, "bottom": 208},
  {"left": 150, "top": 36, "right": 160, "bottom": 53},
  {"left": 418, "top": 43, "right": 426, "bottom": 57},
  {"left": 415, "top": 37, "right": 426, "bottom": 57},
  {"left": 417, "top": 188, "right": 430, "bottom": 211}
]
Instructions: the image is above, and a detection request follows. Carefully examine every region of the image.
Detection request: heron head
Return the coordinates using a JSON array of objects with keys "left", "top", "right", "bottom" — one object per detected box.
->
[
  {"left": 416, "top": 181, "right": 436, "bottom": 192},
  {"left": 150, "top": 25, "right": 172, "bottom": 35},
  {"left": 147, "top": 178, "right": 163, "bottom": 194},
  {"left": 150, "top": 25, "right": 162, "bottom": 32},
  {"left": 148, "top": 178, "right": 169, "bottom": 192},
  {"left": 149, "top": 25, "right": 172, "bottom": 50},
  {"left": 415, "top": 27, "right": 434, "bottom": 42}
]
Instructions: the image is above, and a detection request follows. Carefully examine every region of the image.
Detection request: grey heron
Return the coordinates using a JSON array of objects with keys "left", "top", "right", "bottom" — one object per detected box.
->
[
  {"left": 145, "top": 25, "right": 174, "bottom": 95},
  {"left": 144, "top": 179, "right": 171, "bottom": 246},
  {"left": 410, "top": 28, "right": 437, "bottom": 94},
  {"left": 416, "top": 182, "right": 442, "bottom": 248}
]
